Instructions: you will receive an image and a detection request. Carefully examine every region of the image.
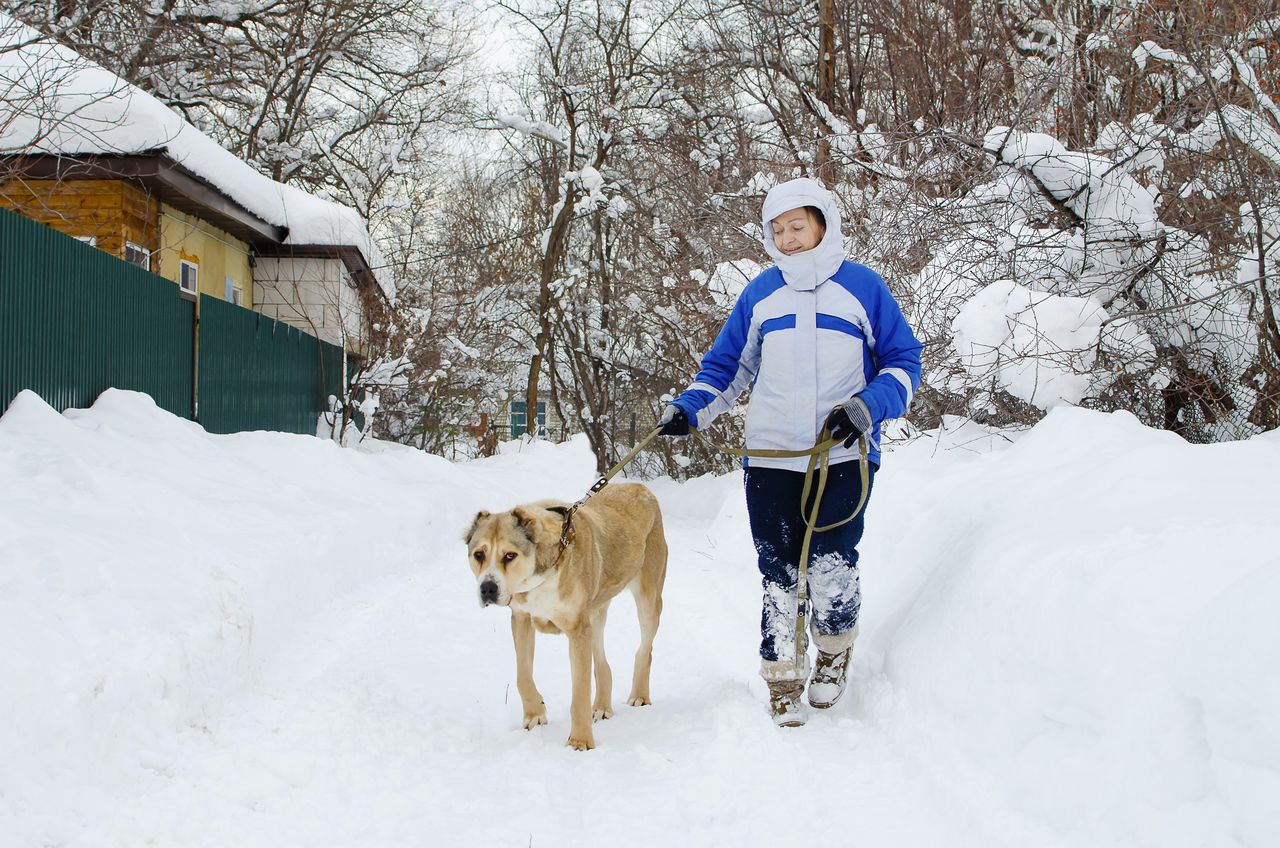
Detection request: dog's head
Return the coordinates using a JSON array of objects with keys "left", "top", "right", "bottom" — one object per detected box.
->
[{"left": 463, "top": 504, "right": 566, "bottom": 607}]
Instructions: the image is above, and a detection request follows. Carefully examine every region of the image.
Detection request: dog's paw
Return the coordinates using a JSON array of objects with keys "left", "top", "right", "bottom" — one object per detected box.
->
[
  {"left": 592, "top": 707, "right": 613, "bottom": 722},
  {"left": 523, "top": 710, "right": 548, "bottom": 730},
  {"left": 627, "top": 696, "right": 651, "bottom": 707},
  {"left": 566, "top": 734, "right": 596, "bottom": 751}
]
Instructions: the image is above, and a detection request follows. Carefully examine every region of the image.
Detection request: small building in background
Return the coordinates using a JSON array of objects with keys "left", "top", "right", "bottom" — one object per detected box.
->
[{"left": 0, "top": 14, "right": 394, "bottom": 355}]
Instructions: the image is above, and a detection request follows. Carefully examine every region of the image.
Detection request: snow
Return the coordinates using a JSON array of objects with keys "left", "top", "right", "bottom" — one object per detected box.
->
[
  {"left": 1133, "top": 40, "right": 1202, "bottom": 79},
  {"left": 738, "top": 103, "right": 773, "bottom": 125},
  {"left": 1219, "top": 104, "right": 1280, "bottom": 169},
  {"left": 951, "top": 279, "right": 1107, "bottom": 408},
  {"left": 574, "top": 164, "right": 616, "bottom": 212},
  {"left": 0, "top": 14, "right": 394, "bottom": 300},
  {"left": 2, "top": 388, "right": 1278, "bottom": 846},
  {"left": 706, "top": 258, "right": 763, "bottom": 310},
  {"left": 495, "top": 111, "right": 568, "bottom": 147},
  {"left": 983, "top": 127, "right": 1159, "bottom": 302},
  {"left": 1227, "top": 50, "right": 1280, "bottom": 129}
]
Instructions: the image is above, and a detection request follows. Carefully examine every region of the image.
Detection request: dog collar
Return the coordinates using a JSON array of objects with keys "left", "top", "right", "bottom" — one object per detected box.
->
[{"left": 538, "top": 505, "right": 575, "bottom": 574}]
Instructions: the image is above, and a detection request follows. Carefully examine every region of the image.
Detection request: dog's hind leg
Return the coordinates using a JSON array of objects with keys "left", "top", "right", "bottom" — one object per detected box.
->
[
  {"left": 628, "top": 583, "right": 661, "bottom": 707},
  {"left": 511, "top": 611, "right": 547, "bottom": 729},
  {"left": 629, "top": 519, "right": 667, "bottom": 707},
  {"left": 591, "top": 608, "right": 614, "bottom": 721}
]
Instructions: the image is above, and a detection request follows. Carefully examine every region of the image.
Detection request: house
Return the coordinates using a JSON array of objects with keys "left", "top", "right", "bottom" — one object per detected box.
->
[{"left": 0, "top": 15, "right": 394, "bottom": 353}]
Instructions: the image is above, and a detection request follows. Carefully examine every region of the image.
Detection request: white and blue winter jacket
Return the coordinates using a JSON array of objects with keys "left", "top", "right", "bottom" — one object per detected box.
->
[{"left": 672, "top": 178, "right": 922, "bottom": 471}]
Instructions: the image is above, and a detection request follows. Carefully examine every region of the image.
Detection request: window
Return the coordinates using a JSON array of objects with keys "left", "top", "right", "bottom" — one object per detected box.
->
[
  {"left": 179, "top": 259, "right": 199, "bottom": 295},
  {"left": 224, "top": 276, "right": 244, "bottom": 305},
  {"left": 75, "top": 235, "right": 97, "bottom": 247},
  {"left": 125, "top": 242, "right": 151, "bottom": 270},
  {"left": 232, "top": 286, "right": 245, "bottom": 307},
  {"left": 510, "top": 401, "right": 546, "bottom": 438}
]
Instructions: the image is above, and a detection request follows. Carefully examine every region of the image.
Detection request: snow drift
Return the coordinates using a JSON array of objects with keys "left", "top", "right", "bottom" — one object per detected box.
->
[{"left": 1, "top": 389, "right": 1276, "bottom": 846}]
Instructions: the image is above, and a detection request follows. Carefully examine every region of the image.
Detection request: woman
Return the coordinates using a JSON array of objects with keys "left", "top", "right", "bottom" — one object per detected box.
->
[{"left": 657, "top": 177, "right": 922, "bottom": 726}]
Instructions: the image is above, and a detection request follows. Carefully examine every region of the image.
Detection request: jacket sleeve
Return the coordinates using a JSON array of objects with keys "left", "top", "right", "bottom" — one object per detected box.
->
[
  {"left": 858, "top": 274, "right": 922, "bottom": 425},
  {"left": 672, "top": 290, "right": 761, "bottom": 430}
]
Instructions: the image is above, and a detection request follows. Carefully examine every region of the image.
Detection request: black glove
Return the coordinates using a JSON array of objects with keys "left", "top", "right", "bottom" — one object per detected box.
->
[
  {"left": 824, "top": 396, "right": 873, "bottom": 448},
  {"left": 657, "top": 405, "right": 690, "bottom": 437}
]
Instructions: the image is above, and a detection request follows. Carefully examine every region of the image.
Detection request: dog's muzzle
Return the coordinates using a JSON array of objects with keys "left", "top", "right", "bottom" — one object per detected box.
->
[{"left": 479, "top": 579, "right": 500, "bottom": 607}]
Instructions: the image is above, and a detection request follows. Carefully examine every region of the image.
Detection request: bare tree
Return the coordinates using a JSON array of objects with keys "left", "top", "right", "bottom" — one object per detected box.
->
[
  {"left": 6, "top": 0, "right": 473, "bottom": 228},
  {"left": 487, "top": 0, "right": 767, "bottom": 472}
]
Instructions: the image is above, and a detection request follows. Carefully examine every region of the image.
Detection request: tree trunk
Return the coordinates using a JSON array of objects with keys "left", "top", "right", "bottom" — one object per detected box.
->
[
  {"left": 816, "top": 0, "right": 836, "bottom": 185},
  {"left": 525, "top": 182, "right": 578, "bottom": 436}
]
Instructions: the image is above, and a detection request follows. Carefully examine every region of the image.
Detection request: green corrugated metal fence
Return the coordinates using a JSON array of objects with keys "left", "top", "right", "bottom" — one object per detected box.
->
[
  {"left": 1, "top": 208, "right": 350, "bottom": 436},
  {"left": 197, "top": 294, "right": 346, "bottom": 435},
  {"left": 0, "top": 207, "right": 195, "bottom": 418}
]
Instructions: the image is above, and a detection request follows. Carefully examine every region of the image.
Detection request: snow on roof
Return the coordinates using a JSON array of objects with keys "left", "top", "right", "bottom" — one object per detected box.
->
[{"left": 0, "top": 14, "right": 395, "bottom": 299}]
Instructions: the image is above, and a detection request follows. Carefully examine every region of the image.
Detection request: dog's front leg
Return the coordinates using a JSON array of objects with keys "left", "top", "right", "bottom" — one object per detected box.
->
[
  {"left": 511, "top": 611, "right": 547, "bottom": 729},
  {"left": 566, "top": 622, "right": 596, "bottom": 750}
]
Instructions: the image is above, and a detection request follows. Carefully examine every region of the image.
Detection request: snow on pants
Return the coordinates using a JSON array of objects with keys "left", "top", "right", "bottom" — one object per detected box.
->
[{"left": 744, "top": 460, "right": 877, "bottom": 664}]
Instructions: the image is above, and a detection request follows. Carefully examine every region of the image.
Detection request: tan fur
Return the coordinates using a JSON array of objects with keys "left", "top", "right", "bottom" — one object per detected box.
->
[{"left": 464, "top": 483, "right": 668, "bottom": 750}]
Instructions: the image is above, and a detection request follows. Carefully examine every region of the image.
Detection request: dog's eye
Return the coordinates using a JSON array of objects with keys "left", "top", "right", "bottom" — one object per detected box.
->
[
  {"left": 502, "top": 552, "right": 517, "bottom": 564},
  {"left": 473, "top": 550, "right": 484, "bottom": 563}
]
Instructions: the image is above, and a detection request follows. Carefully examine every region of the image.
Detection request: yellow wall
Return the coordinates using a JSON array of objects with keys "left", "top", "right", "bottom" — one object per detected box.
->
[{"left": 156, "top": 204, "right": 253, "bottom": 307}]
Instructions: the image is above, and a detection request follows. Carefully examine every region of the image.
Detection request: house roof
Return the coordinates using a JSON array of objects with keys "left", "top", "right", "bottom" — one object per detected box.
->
[{"left": 0, "top": 14, "right": 395, "bottom": 300}]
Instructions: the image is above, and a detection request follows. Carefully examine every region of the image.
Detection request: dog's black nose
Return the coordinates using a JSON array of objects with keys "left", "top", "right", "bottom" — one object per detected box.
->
[{"left": 479, "top": 580, "right": 499, "bottom": 605}]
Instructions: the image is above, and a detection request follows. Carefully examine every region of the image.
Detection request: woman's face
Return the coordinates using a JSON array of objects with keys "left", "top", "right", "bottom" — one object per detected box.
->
[{"left": 770, "top": 208, "right": 825, "bottom": 255}]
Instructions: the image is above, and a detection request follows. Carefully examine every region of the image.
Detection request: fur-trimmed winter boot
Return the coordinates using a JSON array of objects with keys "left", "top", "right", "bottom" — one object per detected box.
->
[
  {"left": 767, "top": 680, "right": 806, "bottom": 726},
  {"left": 762, "top": 659, "right": 809, "bottom": 727},
  {"left": 808, "top": 627, "right": 857, "bottom": 709}
]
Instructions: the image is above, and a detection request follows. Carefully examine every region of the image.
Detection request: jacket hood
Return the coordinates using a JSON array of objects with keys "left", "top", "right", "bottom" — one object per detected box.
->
[{"left": 761, "top": 177, "right": 846, "bottom": 291}]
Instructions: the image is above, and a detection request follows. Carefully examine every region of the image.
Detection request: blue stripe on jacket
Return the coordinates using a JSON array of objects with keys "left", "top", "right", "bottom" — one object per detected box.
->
[
  {"left": 672, "top": 261, "right": 921, "bottom": 468},
  {"left": 827, "top": 264, "right": 922, "bottom": 424}
]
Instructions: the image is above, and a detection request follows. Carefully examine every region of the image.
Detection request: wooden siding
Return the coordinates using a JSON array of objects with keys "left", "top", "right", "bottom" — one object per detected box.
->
[{"left": 0, "top": 178, "right": 158, "bottom": 267}]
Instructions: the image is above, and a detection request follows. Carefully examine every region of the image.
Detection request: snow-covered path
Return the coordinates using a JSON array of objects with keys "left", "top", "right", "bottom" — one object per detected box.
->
[{"left": 2, "top": 391, "right": 1277, "bottom": 847}]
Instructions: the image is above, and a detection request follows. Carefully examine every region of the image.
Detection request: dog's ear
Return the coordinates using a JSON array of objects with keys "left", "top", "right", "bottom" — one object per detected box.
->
[
  {"left": 511, "top": 507, "right": 540, "bottom": 543},
  {"left": 541, "top": 506, "right": 572, "bottom": 545},
  {"left": 464, "top": 510, "right": 490, "bottom": 544}
]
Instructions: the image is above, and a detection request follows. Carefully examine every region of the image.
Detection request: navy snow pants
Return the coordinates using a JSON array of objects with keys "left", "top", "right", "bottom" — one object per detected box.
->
[{"left": 744, "top": 460, "right": 877, "bottom": 663}]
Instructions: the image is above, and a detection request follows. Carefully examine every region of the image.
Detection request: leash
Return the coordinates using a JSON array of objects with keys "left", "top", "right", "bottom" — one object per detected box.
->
[
  {"left": 554, "top": 425, "right": 668, "bottom": 557},
  {"left": 692, "top": 427, "right": 870, "bottom": 668},
  {"left": 556, "top": 421, "right": 870, "bottom": 670}
]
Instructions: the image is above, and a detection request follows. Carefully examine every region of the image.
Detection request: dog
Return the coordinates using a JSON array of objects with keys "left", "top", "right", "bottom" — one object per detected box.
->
[{"left": 464, "top": 482, "right": 667, "bottom": 750}]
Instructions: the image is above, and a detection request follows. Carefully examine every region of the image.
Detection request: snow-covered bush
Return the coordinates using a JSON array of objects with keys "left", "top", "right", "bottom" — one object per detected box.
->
[{"left": 869, "top": 5, "right": 1280, "bottom": 443}]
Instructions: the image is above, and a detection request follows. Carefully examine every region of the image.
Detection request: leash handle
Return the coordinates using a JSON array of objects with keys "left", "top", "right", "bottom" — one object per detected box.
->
[{"left": 690, "top": 428, "right": 845, "bottom": 458}]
